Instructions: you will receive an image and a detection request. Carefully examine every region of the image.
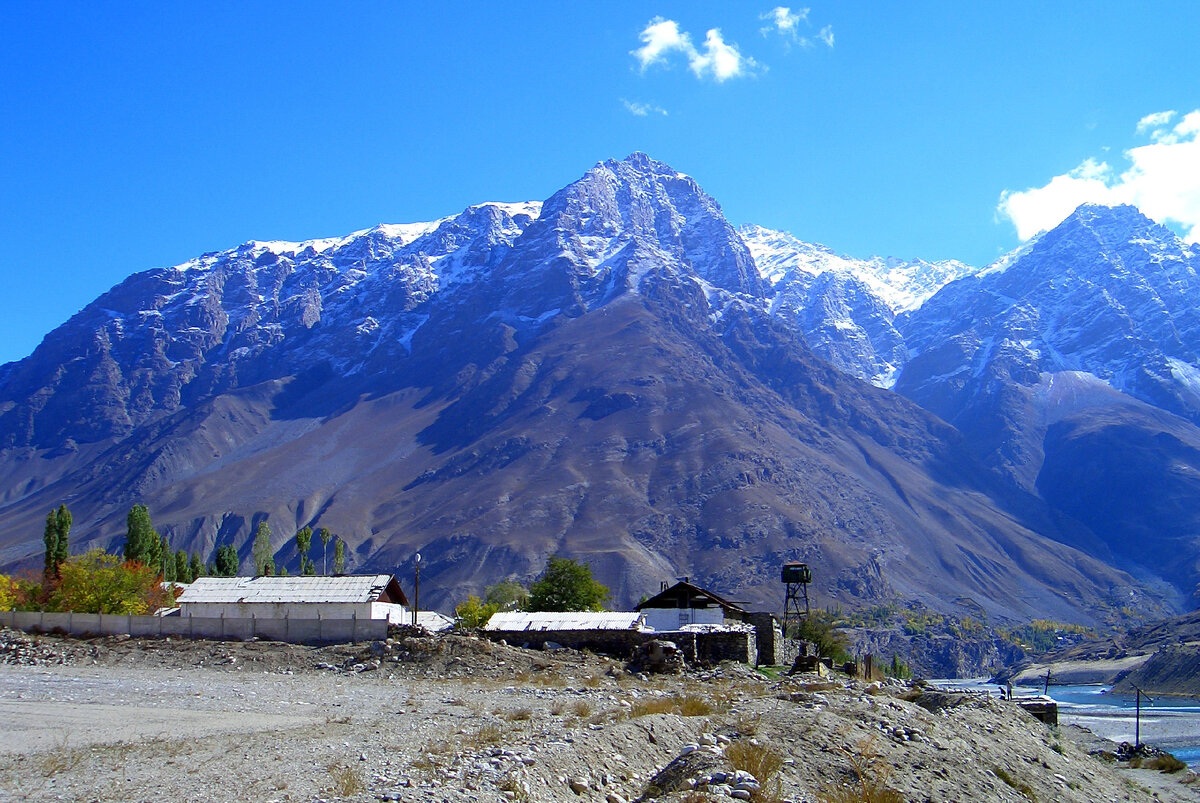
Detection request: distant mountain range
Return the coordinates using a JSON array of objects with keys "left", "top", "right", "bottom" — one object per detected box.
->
[{"left": 1, "top": 153, "right": 1196, "bottom": 624}]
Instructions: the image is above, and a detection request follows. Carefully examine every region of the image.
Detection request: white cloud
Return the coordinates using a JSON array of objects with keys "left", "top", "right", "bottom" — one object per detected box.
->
[
  {"left": 622, "top": 99, "right": 668, "bottom": 117},
  {"left": 998, "top": 110, "right": 1200, "bottom": 243},
  {"left": 1136, "top": 110, "right": 1176, "bottom": 136},
  {"left": 633, "top": 17, "right": 692, "bottom": 71},
  {"left": 760, "top": 6, "right": 808, "bottom": 38},
  {"left": 758, "top": 7, "right": 832, "bottom": 48},
  {"left": 632, "top": 17, "right": 758, "bottom": 81}
]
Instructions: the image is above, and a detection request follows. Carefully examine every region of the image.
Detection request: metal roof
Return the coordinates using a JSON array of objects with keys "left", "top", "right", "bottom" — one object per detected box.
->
[
  {"left": 176, "top": 575, "right": 408, "bottom": 606},
  {"left": 484, "top": 611, "right": 644, "bottom": 632},
  {"left": 416, "top": 611, "right": 455, "bottom": 632}
]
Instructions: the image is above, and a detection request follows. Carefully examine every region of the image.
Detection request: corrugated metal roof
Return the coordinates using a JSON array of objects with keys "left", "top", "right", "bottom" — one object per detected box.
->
[
  {"left": 484, "top": 611, "right": 644, "bottom": 632},
  {"left": 177, "top": 575, "right": 400, "bottom": 605},
  {"left": 416, "top": 611, "right": 455, "bottom": 632}
]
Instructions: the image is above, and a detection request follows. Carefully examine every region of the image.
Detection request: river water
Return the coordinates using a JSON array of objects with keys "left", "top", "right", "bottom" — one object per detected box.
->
[{"left": 929, "top": 679, "right": 1200, "bottom": 768}]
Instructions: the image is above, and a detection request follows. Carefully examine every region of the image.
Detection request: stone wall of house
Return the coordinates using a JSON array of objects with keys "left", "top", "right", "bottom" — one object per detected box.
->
[
  {"left": 485, "top": 627, "right": 757, "bottom": 665},
  {"left": 746, "top": 612, "right": 784, "bottom": 666},
  {"left": 485, "top": 628, "right": 647, "bottom": 658}
]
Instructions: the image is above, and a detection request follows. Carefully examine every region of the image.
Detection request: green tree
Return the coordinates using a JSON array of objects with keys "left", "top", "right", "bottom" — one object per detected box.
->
[
  {"left": 160, "top": 536, "right": 172, "bottom": 581},
  {"left": 43, "top": 505, "right": 72, "bottom": 582},
  {"left": 174, "top": 550, "right": 189, "bottom": 583},
  {"left": 455, "top": 594, "right": 499, "bottom": 628},
  {"left": 189, "top": 552, "right": 204, "bottom": 582},
  {"left": 319, "top": 527, "right": 331, "bottom": 575},
  {"left": 527, "top": 556, "right": 609, "bottom": 612},
  {"left": 214, "top": 544, "right": 239, "bottom": 576},
  {"left": 794, "top": 610, "right": 850, "bottom": 662},
  {"left": 484, "top": 579, "right": 530, "bottom": 611},
  {"left": 331, "top": 535, "right": 345, "bottom": 573},
  {"left": 252, "top": 521, "right": 274, "bottom": 576},
  {"left": 51, "top": 549, "right": 171, "bottom": 614},
  {"left": 295, "top": 526, "right": 313, "bottom": 575},
  {"left": 123, "top": 504, "right": 160, "bottom": 568}
]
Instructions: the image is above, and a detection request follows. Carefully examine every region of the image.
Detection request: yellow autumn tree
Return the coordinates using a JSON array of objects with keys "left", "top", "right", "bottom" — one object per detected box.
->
[
  {"left": 0, "top": 574, "right": 16, "bottom": 611},
  {"left": 50, "top": 549, "right": 171, "bottom": 614}
]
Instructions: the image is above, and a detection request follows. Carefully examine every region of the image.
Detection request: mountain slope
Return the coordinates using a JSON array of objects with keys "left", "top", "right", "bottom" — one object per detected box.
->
[
  {"left": 740, "top": 224, "right": 974, "bottom": 387},
  {"left": 0, "top": 158, "right": 1172, "bottom": 623}
]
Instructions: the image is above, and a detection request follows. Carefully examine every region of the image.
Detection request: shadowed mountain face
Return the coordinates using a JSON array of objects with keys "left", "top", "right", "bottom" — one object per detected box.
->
[{"left": 0, "top": 156, "right": 1182, "bottom": 622}]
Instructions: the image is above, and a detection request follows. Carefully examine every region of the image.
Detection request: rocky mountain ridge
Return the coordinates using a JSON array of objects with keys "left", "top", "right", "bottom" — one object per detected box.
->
[{"left": 0, "top": 154, "right": 1195, "bottom": 623}]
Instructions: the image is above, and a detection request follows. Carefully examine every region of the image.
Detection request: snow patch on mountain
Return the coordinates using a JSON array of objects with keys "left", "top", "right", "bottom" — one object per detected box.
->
[{"left": 738, "top": 224, "right": 976, "bottom": 312}]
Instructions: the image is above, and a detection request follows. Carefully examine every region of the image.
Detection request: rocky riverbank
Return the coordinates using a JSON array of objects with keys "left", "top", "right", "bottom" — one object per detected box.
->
[{"left": 0, "top": 628, "right": 1198, "bottom": 802}]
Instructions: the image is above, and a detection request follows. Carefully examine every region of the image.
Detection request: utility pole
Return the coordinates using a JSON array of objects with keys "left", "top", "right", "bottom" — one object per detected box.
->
[
  {"left": 412, "top": 553, "right": 421, "bottom": 627},
  {"left": 1135, "top": 685, "right": 1153, "bottom": 749}
]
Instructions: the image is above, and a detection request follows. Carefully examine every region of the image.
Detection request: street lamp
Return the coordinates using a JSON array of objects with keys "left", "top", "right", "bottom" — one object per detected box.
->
[{"left": 412, "top": 553, "right": 421, "bottom": 627}]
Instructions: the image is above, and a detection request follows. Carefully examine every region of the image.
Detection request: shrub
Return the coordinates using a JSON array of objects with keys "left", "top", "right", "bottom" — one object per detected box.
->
[
  {"left": 817, "top": 737, "right": 903, "bottom": 803},
  {"left": 1146, "top": 753, "right": 1187, "bottom": 773},
  {"left": 992, "top": 766, "right": 1037, "bottom": 800},
  {"left": 455, "top": 594, "right": 499, "bottom": 628},
  {"left": 325, "top": 763, "right": 365, "bottom": 797},
  {"left": 794, "top": 610, "right": 850, "bottom": 662},
  {"left": 726, "top": 739, "right": 784, "bottom": 784},
  {"left": 51, "top": 549, "right": 170, "bottom": 614}
]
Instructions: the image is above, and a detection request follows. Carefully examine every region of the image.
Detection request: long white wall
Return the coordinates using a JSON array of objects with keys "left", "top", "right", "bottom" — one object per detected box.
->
[
  {"left": 642, "top": 607, "right": 725, "bottom": 631},
  {"left": 1, "top": 609, "right": 387, "bottom": 644}
]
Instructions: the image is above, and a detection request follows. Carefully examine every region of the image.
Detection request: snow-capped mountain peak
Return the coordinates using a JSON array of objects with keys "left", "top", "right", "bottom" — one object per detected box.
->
[{"left": 738, "top": 224, "right": 976, "bottom": 313}]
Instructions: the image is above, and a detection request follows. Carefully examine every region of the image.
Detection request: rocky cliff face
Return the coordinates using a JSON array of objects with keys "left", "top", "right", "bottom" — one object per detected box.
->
[{"left": 0, "top": 157, "right": 1185, "bottom": 623}]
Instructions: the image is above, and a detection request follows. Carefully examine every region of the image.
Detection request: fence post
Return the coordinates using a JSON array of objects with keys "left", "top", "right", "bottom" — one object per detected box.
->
[
  {"left": 220, "top": 610, "right": 225, "bottom": 640},
  {"left": 352, "top": 610, "right": 357, "bottom": 645}
]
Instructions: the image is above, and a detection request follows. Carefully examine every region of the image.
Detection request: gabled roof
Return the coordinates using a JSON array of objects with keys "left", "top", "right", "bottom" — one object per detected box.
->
[
  {"left": 484, "top": 611, "right": 644, "bottom": 632},
  {"left": 635, "top": 580, "right": 747, "bottom": 614},
  {"left": 176, "top": 574, "right": 409, "bottom": 606}
]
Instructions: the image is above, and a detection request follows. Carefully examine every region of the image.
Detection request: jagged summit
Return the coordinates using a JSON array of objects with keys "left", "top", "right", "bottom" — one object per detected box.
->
[{"left": 0, "top": 155, "right": 1191, "bottom": 624}]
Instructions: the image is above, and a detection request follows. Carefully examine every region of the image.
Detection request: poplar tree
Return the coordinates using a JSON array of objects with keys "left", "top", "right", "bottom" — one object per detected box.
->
[
  {"left": 319, "top": 527, "right": 331, "bottom": 575},
  {"left": 333, "top": 537, "right": 345, "bottom": 575},
  {"left": 42, "top": 505, "right": 72, "bottom": 582},
  {"left": 295, "top": 526, "right": 314, "bottom": 575},
  {"left": 123, "top": 504, "right": 160, "bottom": 568},
  {"left": 252, "top": 521, "right": 274, "bottom": 577}
]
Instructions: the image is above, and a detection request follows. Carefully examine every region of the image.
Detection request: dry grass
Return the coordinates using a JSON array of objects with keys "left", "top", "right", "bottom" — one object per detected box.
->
[
  {"left": 504, "top": 707, "right": 534, "bottom": 721},
  {"left": 324, "top": 763, "right": 366, "bottom": 797},
  {"left": 815, "top": 737, "right": 904, "bottom": 803},
  {"left": 467, "top": 723, "right": 506, "bottom": 748},
  {"left": 726, "top": 739, "right": 785, "bottom": 784},
  {"left": 570, "top": 700, "right": 594, "bottom": 718},
  {"left": 991, "top": 766, "right": 1037, "bottom": 801},
  {"left": 630, "top": 694, "right": 715, "bottom": 718},
  {"left": 550, "top": 700, "right": 567, "bottom": 716}
]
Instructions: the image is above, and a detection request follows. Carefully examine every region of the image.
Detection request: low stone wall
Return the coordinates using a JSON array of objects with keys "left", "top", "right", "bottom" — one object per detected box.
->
[
  {"left": 486, "top": 628, "right": 646, "bottom": 658},
  {"left": 0, "top": 609, "right": 387, "bottom": 645},
  {"left": 485, "top": 627, "right": 757, "bottom": 665}
]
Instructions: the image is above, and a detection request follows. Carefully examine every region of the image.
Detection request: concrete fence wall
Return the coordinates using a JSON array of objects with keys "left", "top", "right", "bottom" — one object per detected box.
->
[{"left": 0, "top": 609, "right": 387, "bottom": 645}]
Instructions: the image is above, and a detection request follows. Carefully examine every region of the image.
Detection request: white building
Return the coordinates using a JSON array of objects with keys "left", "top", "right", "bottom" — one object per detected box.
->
[
  {"left": 635, "top": 580, "right": 749, "bottom": 632},
  {"left": 176, "top": 574, "right": 410, "bottom": 624}
]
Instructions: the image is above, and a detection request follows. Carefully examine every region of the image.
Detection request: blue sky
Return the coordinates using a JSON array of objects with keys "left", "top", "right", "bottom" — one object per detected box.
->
[{"left": 2, "top": 2, "right": 1198, "bottom": 366}]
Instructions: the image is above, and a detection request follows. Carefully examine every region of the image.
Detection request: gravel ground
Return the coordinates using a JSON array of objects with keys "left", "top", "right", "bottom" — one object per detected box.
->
[{"left": 0, "top": 628, "right": 1198, "bottom": 803}]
